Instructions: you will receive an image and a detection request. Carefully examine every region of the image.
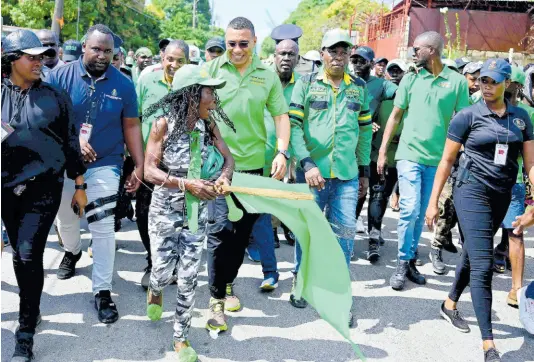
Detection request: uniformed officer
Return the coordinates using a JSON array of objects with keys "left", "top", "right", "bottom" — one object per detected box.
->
[
  {"left": 270, "top": 24, "right": 303, "bottom": 44},
  {"left": 203, "top": 17, "right": 290, "bottom": 333},
  {"left": 378, "top": 31, "right": 470, "bottom": 291},
  {"left": 289, "top": 29, "right": 372, "bottom": 324},
  {"left": 136, "top": 39, "right": 190, "bottom": 288}
]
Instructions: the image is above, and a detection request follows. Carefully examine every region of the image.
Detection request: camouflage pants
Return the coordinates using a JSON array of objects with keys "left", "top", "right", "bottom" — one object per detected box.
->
[
  {"left": 148, "top": 188, "right": 207, "bottom": 342},
  {"left": 431, "top": 178, "right": 457, "bottom": 248}
]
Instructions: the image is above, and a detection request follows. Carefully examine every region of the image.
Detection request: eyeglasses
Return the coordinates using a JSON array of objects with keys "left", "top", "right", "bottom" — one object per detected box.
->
[
  {"left": 227, "top": 41, "right": 250, "bottom": 49},
  {"left": 325, "top": 48, "right": 349, "bottom": 58},
  {"left": 413, "top": 45, "right": 431, "bottom": 54}
]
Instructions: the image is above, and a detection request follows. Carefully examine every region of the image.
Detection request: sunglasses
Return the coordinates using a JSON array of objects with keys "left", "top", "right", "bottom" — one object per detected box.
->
[{"left": 227, "top": 41, "right": 250, "bottom": 49}]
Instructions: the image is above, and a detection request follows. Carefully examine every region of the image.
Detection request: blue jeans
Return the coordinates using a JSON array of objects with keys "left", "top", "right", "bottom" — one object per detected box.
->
[
  {"left": 249, "top": 214, "right": 279, "bottom": 280},
  {"left": 396, "top": 160, "right": 437, "bottom": 261},
  {"left": 294, "top": 171, "right": 359, "bottom": 273},
  {"left": 501, "top": 183, "right": 526, "bottom": 229}
]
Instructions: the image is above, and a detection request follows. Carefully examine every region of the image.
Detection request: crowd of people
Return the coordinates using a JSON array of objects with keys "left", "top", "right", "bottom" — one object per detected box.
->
[{"left": 2, "top": 16, "right": 534, "bottom": 362}]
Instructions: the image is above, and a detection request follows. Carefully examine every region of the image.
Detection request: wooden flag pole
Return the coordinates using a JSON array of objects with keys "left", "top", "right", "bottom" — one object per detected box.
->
[{"left": 217, "top": 185, "right": 314, "bottom": 201}]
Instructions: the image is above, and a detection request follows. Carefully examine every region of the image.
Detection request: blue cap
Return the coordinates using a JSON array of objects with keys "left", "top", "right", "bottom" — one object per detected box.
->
[
  {"left": 480, "top": 58, "right": 512, "bottom": 83},
  {"left": 351, "top": 46, "right": 375, "bottom": 62},
  {"left": 62, "top": 39, "right": 82, "bottom": 62},
  {"left": 455, "top": 57, "right": 470, "bottom": 69},
  {"left": 271, "top": 24, "right": 303, "bottom": 44},
  {"left": 375, "top": 57, "right": 388, "bottom": 64},
  {"left": 113, "top": 33, "right": 123, "bottom": 55}
]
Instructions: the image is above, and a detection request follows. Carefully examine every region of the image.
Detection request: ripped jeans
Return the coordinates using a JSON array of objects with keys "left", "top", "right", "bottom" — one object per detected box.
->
[{"left": 294, "top": 171, "right": 359, "bottom": 273}]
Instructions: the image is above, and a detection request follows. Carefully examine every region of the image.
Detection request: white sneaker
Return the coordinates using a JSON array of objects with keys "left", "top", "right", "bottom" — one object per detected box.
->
[
  {"left": 519, "top": 285, "right": 534, "bottom": 334},
  {"left": 356, "top": 217, "right": 365, "bottom": 234}
]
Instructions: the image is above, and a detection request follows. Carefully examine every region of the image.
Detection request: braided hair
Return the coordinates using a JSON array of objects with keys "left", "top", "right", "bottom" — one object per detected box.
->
[{"left": 143, "top": 84, "right": 235, "bottom": 148}]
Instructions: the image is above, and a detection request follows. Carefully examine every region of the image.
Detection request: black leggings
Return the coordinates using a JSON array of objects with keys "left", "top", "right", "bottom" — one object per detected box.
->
[
  {"left": 449, "top": 178, "right": 511, "bottom": 341},
  {"left": 2, "top": 178, "right": 63, "bottom": 342},
  {"left": 136, "top": 182, "right": 153, "bottom": 268}
]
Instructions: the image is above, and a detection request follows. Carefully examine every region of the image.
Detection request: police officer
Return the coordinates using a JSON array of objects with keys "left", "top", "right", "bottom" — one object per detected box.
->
[
  {"left": 289, "top": 29, "right": 372, "bottom": 325},
  {"left": 136, "top": 40, "right": 190, "bottom": 288},
  {"left": 205, "top": 36, "right": 225, "bottom": 61},
  {"left": 271, "top": 24, "right": 303, "bottom": 45},
  {"left": 46, "top": 24, "right": 144, "bottom": 324}
]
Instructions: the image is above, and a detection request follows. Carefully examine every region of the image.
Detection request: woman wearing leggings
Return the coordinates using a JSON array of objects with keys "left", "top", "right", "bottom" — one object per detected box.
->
[{"left": 425, "top": 59, "right": 534, "bottom": 362}]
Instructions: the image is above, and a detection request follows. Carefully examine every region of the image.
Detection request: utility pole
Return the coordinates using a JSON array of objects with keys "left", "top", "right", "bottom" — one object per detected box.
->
[
  {"left": 51, "top": 0, "right": 65, "bottom": 37},
  {"left": 76, "top": 0, "right": 81, "bottom": 41},
  {"left": 192, "top": 0, "right": 198, "bottom": 29},
  {"left": 211, "top": 0, "right": 215, "bottom": 28}
]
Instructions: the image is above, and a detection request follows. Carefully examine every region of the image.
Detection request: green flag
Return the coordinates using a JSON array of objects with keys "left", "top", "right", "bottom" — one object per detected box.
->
[{"left": 228, "top": 172, "right": 365, "bottom": 360}]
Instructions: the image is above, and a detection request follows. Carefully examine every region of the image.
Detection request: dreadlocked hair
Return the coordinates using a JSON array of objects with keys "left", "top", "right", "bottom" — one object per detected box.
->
[{"left": 143, "top": 84, "right": 235, "bottom": 149}]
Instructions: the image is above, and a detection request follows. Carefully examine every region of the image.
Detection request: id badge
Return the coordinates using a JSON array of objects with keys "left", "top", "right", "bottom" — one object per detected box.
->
[
  {"left": 80, "top": 123, "right": 93, "bottom": 142},
  {"left": 1, "top": 121, "right": 15, "bottom": 143},
  {"left": 494, "top": 144, "right": 508, "bottom": 165}
]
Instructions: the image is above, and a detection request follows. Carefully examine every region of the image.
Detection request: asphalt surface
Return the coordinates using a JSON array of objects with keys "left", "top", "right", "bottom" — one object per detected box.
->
[{"left": 2, "top": 205, "right": 534, "bottom": 362}]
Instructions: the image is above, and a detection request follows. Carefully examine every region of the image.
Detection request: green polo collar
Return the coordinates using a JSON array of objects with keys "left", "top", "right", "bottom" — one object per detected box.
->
[
  {"left": 419, "top": 64, "right": 453, "bottom": 80},
  {"left": 316, "top": 67, "right": 352, "bottom": 86},
  {"left": 218, "top": 52, "right": 266, "bottom": 71}
]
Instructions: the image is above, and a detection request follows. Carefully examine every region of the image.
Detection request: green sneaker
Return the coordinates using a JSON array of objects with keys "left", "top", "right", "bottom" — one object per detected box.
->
[
  {"left": 206, "top": 298, "right": 227, "bottom": 332},
  {"left": 173, "top": 340, "right": 198, "bottom": 362},
  {"left": 225, "top": 283, "right": 241, "bottom": 311},
  {"left": 146, "top": 289, "right": 163, "bottom": 321}
]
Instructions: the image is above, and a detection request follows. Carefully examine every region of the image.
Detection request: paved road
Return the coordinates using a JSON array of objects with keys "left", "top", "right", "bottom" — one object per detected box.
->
[{"left": 2, "top": 206, "right": 534, "bottom": 362}]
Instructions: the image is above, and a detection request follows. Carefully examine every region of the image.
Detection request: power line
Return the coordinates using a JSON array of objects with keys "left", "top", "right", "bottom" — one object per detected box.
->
[{"left": 118, "top": 1, "right": 159, "bottom": 21}]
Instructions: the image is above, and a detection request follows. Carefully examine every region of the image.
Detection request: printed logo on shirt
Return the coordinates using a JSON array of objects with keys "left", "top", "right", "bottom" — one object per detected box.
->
[
  {"left": 309, "top": 86, "right": 327, "bottom": 96},
  {"left": 345, "top": 89, "right": 361, "bottom": 99},
  {"left": 105, "top": 91, "right": 122, "bottom": 101},
  {"left": 437, "top": 81, "right": 451, "bottom": 88},
  {"left": 513, "top": 118, "right": 526, "bottom": 131},
  {"left": 112, "top": 89, "right": 118, "bottom": 97},
  {"left": 250, "top": 76, "right": 265, "bottom": 85}
]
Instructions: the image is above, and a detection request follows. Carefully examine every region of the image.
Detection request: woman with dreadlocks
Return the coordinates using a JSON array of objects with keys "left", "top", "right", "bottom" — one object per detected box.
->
[{"left": 142, "top": 65, "right": 234, "bottom": 361}]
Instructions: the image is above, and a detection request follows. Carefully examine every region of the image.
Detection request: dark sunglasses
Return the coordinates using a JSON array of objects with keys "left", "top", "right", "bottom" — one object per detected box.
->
[{"left": 227, "top": 41, "right": 249, "bottom": 49}]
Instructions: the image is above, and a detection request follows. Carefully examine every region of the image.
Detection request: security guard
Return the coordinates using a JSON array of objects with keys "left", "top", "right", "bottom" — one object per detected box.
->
[
  {"left": 271, "top": 24, "right": 303, "bottom": 45},
  {"left": 135, "top": 40, "right": 190, "bottom": 289},
  {"left": 289, "top": 29, "right": 372, "bottom": 325}
]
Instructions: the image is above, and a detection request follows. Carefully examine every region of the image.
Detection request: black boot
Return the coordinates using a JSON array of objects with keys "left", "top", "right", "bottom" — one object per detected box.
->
[
  {"left": 367, "top": 238, "right": 380, "bottom": 263},
  {"left": 11, "top": 337, "right": 33, "bottom": 362},
  {"left": 390, "top": 260, "right": 409, "bottom": 290},
  {"left": 94, "top": 290, "right": 119, "bottom": 324},
  {"left": 429, "top": 247, "right": 446, "bottom": 275},
  {"left": 407, "top": 259, "right": 426, "bottom": 285}
]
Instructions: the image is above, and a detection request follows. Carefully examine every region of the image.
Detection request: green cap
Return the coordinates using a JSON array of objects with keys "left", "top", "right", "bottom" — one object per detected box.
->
[
  {"left": 172, "top": 65, "right": 226, "bottom": 91},
  {"left": 135, "top": 47, "right": 153, "bottom": 57},
  {"left": 511, "top": 65, "right": 526, "bottom": 85},
  {"left": 321, "top": 28, "right": 352, "bottom": 49}
]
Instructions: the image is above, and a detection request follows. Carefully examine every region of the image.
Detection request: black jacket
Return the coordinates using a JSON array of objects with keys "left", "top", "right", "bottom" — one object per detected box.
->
[{"left": 1, "top": 78, "right": 86, "bottom": 188}]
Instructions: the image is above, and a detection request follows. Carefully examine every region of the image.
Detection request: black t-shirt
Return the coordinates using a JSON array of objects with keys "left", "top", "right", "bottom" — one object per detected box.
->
[{"left": 447, "top": 100, "right": 534, "bottom": 193}]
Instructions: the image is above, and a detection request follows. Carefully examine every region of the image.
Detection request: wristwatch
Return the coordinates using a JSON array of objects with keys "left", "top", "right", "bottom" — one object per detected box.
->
[
  {"left": 75, "top": 183, "right": 87, "bottom": 190},
  {"left": 277, "top": 149, "right": 290, "bottom": 160}
]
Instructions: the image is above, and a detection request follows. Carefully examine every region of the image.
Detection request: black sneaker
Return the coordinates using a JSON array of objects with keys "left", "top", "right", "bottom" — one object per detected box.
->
[
  {"left": 440, "top": 302, "right": 470, "bottom": 333},
  {"left": 390, "top": 260, "right": 409, "bottom": 290},
  {"left": 429, "top": 248, "right": 446, "bottom": 275},
  {"left": 367, "top": 240, "right": 380, "bottom": 263},
  {"left": 94, "top": 290, "right": 119, "bottom": 324},
  {"left": 407, "top": 260, "right": 426, "bottom": 285},
  {"left": 57, "top": 251, "right": 82, "bottom": 280},
  {"left": 289, "top": 275, "right": 308, "bottom": 308},
  {"left": 11, "top": 338, "right": 33, "bottom": 362},
  {"left": 141, "top": 266, "right": 151, "bottom": 290},
  {"left": 484, "top": 348, "right": 501, "bottom": 362}
]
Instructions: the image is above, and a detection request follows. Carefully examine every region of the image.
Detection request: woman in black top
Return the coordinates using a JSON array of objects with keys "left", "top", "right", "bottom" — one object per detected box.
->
[
  {"left": 425, "top": 59, "right": 534, "bottom": 362},
  {"left": 1, "top": 30, "right": 87, "bottom": 362}
]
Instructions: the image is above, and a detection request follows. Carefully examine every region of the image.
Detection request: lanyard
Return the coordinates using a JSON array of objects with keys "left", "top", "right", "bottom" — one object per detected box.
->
[
  {"left": 484, "top": 100, "right": 510, "bottom": 145},
  {"left": 8, "top": 85, "right": 33, "bottom": 126}
]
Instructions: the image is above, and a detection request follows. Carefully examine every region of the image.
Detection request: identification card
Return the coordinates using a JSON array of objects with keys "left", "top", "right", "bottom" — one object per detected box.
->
[
  {"left": 494, "top": 144, "right": 508, "bottom": 165},
  {"left": 1, "top": 121, "right": 15, "bottom": 143},
  {"left": 80, "top": 123, "right": 93, "bottom": 142}
]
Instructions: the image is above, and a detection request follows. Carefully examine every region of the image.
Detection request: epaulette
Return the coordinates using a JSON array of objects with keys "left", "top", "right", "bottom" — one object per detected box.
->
[
  {"left": 301, "top": 72, "right": 318, "bottom": 84},
  {"left": 348, "top": 73, "right": 366, "bottom": 87}
]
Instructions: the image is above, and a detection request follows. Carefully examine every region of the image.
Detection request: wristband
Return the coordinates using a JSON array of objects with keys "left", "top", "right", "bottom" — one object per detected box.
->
[{"left": 75, "top": 183, "right": 87, "bottom": 190}]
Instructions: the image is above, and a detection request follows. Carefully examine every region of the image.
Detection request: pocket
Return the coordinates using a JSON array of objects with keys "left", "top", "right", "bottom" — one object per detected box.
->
[
  {"left": 346, "top": 102, "right": 361, "bottom": 112},
  {"left": 310, "top": 101, "right": 328, "bottom": 110}
]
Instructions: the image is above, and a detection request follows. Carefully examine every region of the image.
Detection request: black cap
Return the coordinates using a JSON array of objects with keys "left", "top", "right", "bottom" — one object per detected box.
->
[
  {"left": 205, "top": 36, "right": 226, "bottom": 51},
  {"left": 3, "top": 29, "right": 56, "bottom": 56},
  {"left": 62, "top": 40, "right": 82, "bottom": 62},
  {"left": 271, "top": 24, "right": 303, "bottom": 44},
  {"left": 351, "top": 46, "right": 375, "bottom": 62},
  {"left": 374, "top": 57, "right": 388, "bottom": 64},
  {"left": 113, "top": 33, "right": 124, "bottom": 55},
  {"left": 159, "top": 38, "right": 172, "bottom": 50}
]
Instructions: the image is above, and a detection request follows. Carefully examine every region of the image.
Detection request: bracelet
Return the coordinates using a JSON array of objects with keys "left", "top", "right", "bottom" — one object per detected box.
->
[{"left": 75, "top": 183, "right": 87, "bottom": 190}]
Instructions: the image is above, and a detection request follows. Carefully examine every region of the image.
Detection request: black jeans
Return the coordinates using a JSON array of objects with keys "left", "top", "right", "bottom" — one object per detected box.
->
[
  {"left": 449, "top": 178, "right": 511, "bottom": 341},
  {"left": 136, "top": 182, "right": 153, "bottom": 269},
  {"left": 2, "top": 176, "right": 63, "bottom": 341},
  {"left": 207, "top": 169, "right": 262, "bottom": 299}
]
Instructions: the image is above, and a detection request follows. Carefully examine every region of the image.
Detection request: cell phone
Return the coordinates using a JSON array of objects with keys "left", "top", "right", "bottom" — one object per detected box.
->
[{"left": 72, "top": 203, "right": 79, "bottom": 215}]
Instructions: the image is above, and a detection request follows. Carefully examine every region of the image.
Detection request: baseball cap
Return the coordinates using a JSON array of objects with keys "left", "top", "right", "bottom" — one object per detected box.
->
[
  {"left": 480, "top": 58, "right": 512, "bottom": 83},
  {"left": 172, "top": 65, "right": 226, "bottom": 91},
  {"left": 113, "top": 34, "right": 123, "bottom": 55},
  {"left": 189, "top": 45, "right": 202, "bottom": 63},
  {"left": 375, "top": 57, "right": 388, "bottom": 64},
  {"left": 3, "top": 29, "right": 56, "bottom": 56},
  {"left": 386, "top": 59, "right": 408, "bottom": 72},
  {"left": 351, "top": 46, "right": 374, "bottom": 61},
  {"left": 62, "top": 39, "right": 82, "bottom": 62},
  {"left": 442, "top": 58, "right": 459, "bottom": 71},
  {"left": 205, "top": 36, "right": 226, "bottom": 52},
  {"left": 135, "top": 47, "right": 153, "bottom": 58},
  {"left": 510, "top": 65, "right": 526, "bottom": 85},
  {"left": 302, "top": 50, "right": 321, "bottom": 63},
  {"left": 321, "top": 29, "right": 352, "bottom": 49},
  {"left": 455, "top": 57, "right": 471, "bottom": 69},
  {"left": 462, "top": 61, "right": 482, "bottom": 75},
  {"left": 159, "top": 38, "right": 172, "bottom": 50}
]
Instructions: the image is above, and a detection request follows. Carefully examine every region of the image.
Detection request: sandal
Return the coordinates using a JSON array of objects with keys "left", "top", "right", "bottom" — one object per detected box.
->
[
  {"left": 147, "top": 289, "right": 163, "bottom": 321},
  {"left": 507, "top": 289, "right": 519, "bottom": 308}
]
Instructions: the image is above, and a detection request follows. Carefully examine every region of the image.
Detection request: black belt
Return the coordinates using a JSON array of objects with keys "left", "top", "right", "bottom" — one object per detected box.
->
[
  {"left": 85, "top": 194, "right": 119, "bottom": 213},
  {"left": 87, "top": 208, "right": 115, "bottom": 224}
]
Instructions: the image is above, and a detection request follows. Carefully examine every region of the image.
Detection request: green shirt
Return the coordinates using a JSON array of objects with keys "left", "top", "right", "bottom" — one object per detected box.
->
[
  {"left": 136, "top": 68, "right": 172, "bottom": 148},
  {"left": 264, "top": 71, "right": 300, "bottom": 174},
  {"left": 470, "top": 90, "right": 482, "bottom": 105},
  {"left": 394, "top": 66, "right": 470, "bottom": 166},
  {"left": 204, "top": 53, "right": 289, "bottom": 171},
  {"left": 371, "top": 99, "right": 403, "bottom": 164},
  {"left": 365, "top": 75, "right": 398, "bottom": 116},
  {"left": 132, "top": 66, "right": 140, "bottom": 86},
  {"left": 289, "top": 68, "right": 372, "bottom": 180}
]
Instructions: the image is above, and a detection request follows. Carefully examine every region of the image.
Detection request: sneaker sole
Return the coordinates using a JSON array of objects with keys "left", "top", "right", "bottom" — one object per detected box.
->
[
  {"left": 440, "top": 308, "right": 470, "bottom": 333},
  {"left": 507, "top": 297, "right": 518, "bottom": 308},
  {"left": 225, "top": 305, "right": 241, "bottom": 312},
  {"left": 206, "top": 323, "right": 228, "bottom": 332},
  {"left": 259, "top": 283, "right": 278, "bottom": 291},
  {"left": 57, "top": 273, "right": 75, "bottom": 280}
]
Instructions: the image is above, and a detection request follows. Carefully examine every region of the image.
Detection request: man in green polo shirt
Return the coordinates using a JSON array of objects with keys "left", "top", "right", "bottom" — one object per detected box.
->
[
  {"left": 203, "top": 17, "right": 290, "bottom": 333},
  {"left": 135, "top": 40, "right": 190, "bottom": 289},
  {"left": 378, "top": 31, "right": 470, "bottom": 291},
  {"left": 289, "top": 29, "right": 372, "bottom": 324}
]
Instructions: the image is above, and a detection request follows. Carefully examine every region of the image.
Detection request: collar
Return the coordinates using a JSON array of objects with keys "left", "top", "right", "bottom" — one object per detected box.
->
[
  {"left": 419, "top": 64, "right": 451, "bottom": 80},
  {"left": 218, "top": 52, "right": 265, "bottom": 71},
  {"left": 159, "top": 70, "right": 172, "bottom": 89},
  {"left": 77, "top": 56, "right": 110, "bottom": 81},
  {"left": 316, "top": 67, "right": 351, "bottom": 86},
  {"left": 478, "top": 99, "right": 516, "bottom": 117}
]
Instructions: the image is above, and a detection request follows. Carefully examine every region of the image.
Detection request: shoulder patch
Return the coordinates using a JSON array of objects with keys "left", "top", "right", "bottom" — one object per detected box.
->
[{"left": 348, "top": 74, "right": 366, "bottom": 87}]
